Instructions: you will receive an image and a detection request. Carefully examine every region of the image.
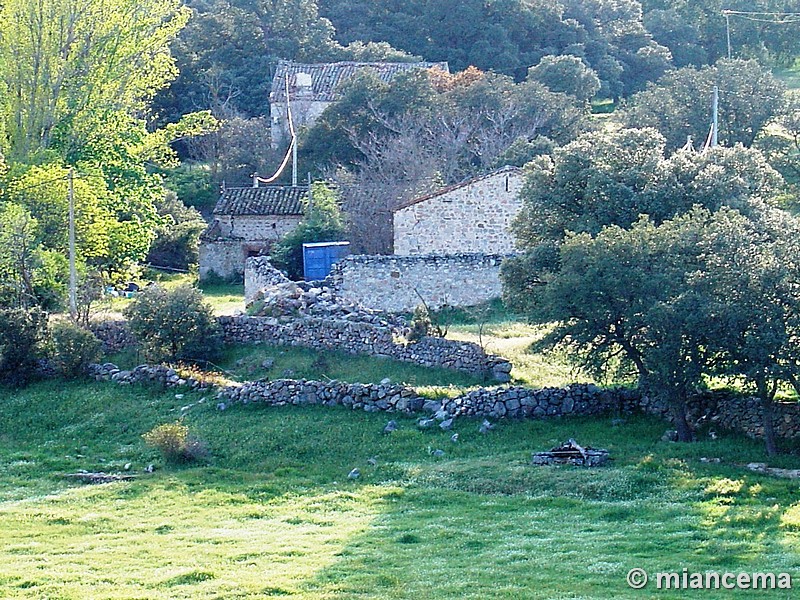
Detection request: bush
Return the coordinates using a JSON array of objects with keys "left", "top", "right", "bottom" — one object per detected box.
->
[
  {"left": 124, "top": 284, "right": 221, "bottom": 362},
  {"left": 0, "top": 306, "right": 48, "bottom": 386},
  {"left": 408, "top": 305, "right": 431, "bottom": 342},
  {"left": 270, "top": 183, "right": 347, "bottom": 280},
  {"left": 147, "top": 191, "right": 207, "bottom": 270},
  {"left": 50, "top": 321, "right": 102, "bottom": 379},
  {"left": 142, "top": 422, "right": 209, "bottom": 464}
]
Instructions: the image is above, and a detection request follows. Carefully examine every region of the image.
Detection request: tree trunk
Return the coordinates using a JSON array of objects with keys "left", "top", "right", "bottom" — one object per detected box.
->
[
  {"left": 668, "top": 392, "right": 694, "bottom": 442},
  {"left": 756, "top": 376, "right": 779, "bottom": 456}
]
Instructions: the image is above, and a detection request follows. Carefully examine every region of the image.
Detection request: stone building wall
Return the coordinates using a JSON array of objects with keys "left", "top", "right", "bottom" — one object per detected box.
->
[
  {"left": 393, "top": 167, "right": 524, "bottom": 256},
  {"left": 328, "top": 253, "right": 507, "bottom": 312},
  {"left": 270, "top": 100, "right": 329, "bottom": 149},
  {"left": 199, "top": 216, "right": 301, "bottom": 281},
  {"left": 199, "top": 240, "right": 247, "bottom": 280},
  {"left": 219, "top": 214, "right": 302, "bottom": 241}
]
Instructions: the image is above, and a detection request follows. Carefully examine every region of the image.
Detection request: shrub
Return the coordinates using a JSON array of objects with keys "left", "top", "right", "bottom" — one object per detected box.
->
[
  {"left": 147, "top": 191, "right": 207, "bottom": 270},
  {"left": 0, "top": 306, "right": 48, "bottom": 386},
  {"left": 124, "top": 284, "right": 221, "bottom": 362},
  {"left": 408, "top": 305, "right": 431, "bottom": 342},
  {"left": 50, "top": 321, "right": 102, "bottom": 379},
  {"left": 142, "top": 422, "right": 209, "bottom": 464},
  {"left": 270, "top": 183, "right": 347, "bottom": 280}
]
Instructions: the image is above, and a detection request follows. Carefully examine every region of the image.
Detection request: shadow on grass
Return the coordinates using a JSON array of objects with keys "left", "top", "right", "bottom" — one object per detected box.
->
[{"left": 3, "top": 382, "right": 800, "bottom": 599}]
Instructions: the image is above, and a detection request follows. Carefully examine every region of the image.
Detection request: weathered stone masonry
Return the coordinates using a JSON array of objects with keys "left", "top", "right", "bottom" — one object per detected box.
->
[
  {"left": 328, "top": 253, "right": 509, "bottom": 313},
  {"left": 393, "top": 167, "right": 524, "bottom": 256},
  {"left": 90, "top": 357, "right": 800, "bottom": 441},
  {"left": 218, "top": 315, "right": 513, "bottom": 381}
]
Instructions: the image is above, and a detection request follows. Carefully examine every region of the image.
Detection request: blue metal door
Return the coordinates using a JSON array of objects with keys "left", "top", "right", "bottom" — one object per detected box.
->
[{"left": 303, "top": 241, "right": 350, "bottom": 280}]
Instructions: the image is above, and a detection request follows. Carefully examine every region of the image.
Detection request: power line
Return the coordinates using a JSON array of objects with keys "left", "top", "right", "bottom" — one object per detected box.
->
[
  {"left": 254, "top": 74, "right": 297, "bottom": 186},
  {"left": 723, "top": 10, "right": 800, "bottom": 17},
  {"left": 3, "top": 174, "right": 77, "bottom": 195},
  {"left": 723, "top": 9, "right": 800, "bottom": 58}
]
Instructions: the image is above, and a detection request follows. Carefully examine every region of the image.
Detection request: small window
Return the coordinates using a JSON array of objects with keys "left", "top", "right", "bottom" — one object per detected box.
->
[
  {"left": 390, "top": 271, "right": 400, "bottom": 279},
  {"left": 272, "top": 223, "right": 277, "bottom": 229},
  {"left": 505, "top": 175, "right": 510, "bottom": 193}
]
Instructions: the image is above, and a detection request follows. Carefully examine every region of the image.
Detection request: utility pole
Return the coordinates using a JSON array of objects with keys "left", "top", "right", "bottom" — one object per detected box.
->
[
  {"left": 292, "top": 137, "right": 298, "bottom": 187},
  {"left": 68, "top": 169, "right": 77, "bottom": 320},
  {"left": 723, "top": 10, "right": 732, "bottom": 59},
  {"left": 712, "top": 86, "right": 719, "bottom": 148},
  {"left": 306, "top": 172, "right": 313, "bottom": 212}
]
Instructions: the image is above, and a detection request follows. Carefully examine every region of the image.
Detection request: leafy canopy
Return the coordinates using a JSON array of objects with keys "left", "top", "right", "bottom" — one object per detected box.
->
[
  {"left": 270, "top": 182, "right": 347, "bottom": 280},
  {"left": 511, "top": 127, "right": 783, "bottom": 248}
]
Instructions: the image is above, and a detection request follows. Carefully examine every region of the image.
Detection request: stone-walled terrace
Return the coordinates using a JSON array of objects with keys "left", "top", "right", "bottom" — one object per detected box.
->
[{"left": 218, "top": 316, "right": 513, "bottom": 381}]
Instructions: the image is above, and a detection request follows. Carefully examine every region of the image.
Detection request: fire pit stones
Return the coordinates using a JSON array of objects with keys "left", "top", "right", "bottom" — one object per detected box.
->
[{"left": 531, "top": 439, "right": 609, "bottom": 467}]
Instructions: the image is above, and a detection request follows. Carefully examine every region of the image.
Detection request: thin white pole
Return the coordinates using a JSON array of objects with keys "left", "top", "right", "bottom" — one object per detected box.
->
[
  {"left": 68, "top": 168, "right": 77, "bottom": 320},
  {"left": 712, "top": 86, "right": 719, "bottom": 147},
  {"left": 725, "top": 11, "right": 732, "bottom": 59}
]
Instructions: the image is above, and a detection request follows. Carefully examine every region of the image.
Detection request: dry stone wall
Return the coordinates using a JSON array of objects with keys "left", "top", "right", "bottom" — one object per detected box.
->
[
  {"left": 90, "top": 321, "right": 137, "bottom": 353},
  {"left": 88, "top": 313, "right": 513, "bottom": 380},
  {"left": 89, "top": 357, "right": 800, "bottom": 441},
  {"left": 328, "top": 253, "right": 508, "bottom": 312},
  {"left": 212, "top": 379, "right": 623, "bottom": 422},
  {"left": 218, "top": 315, "right": 513, "bottom": 380},
  {"left": 88, "top": 363, "right": 213, "bottom": 390},
  {"left": 632, "top": 392, "right": 800, "bottom": 440}
]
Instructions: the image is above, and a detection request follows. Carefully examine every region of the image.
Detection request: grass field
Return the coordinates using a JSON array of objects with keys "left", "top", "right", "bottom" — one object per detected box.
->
[
  {"left": 774, "top": 61, "right": 800, "bottom": 92},
  {"left": 1, "top": 379, "right": 800, "bottom": 599}
]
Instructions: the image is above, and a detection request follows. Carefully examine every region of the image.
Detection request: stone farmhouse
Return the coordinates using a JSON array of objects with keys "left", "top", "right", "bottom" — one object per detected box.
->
[
  {"left": 393, "top": 166, "right": 524, "bottom": 255},
  {"left": 199, "top": 185, "right": 307, "bottom": 281},
  {"left": 270, "top": 59, "right": 449, "bottom": 148}
]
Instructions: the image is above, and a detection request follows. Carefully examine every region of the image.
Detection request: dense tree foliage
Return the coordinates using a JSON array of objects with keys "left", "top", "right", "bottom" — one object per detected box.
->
[
  {"left": 154, "top": 0, "right": 416, "bottom": 122},
  {"left": 510, "top": 127, "right": 782, "bottom": 247},
  {"left": 0, "top": 0, "right": 216, "bottom": 304},
  {"left": 305, "top": 66, "right": 587, "bottom": 253},
  {"left": 0, "top": 202, "right": 66, "bottom": 309},
  {"left": 504, "top": 128, "right": 800, "bottom": 449},
  {"left": 147, "top": 192, "right": 207, "bottom": 270},
  {"left": 527, "top": 55, "right": 601, "bottom": 105},
  {"left": 270, "top": 182, "right": 347, "bottom": 279},
  {"left": 505, "top": 206, "right": 800, "bottom": 449},
  {"left": 623, "top": 59, "right": 787, "bottom": 152},
  {"left": 319, "top": 0, "right": 670, "bottom": 98},
  {"left": 0, "top": 306, "right": 48, "bottom": 386},
  {"left": 125, "top": 284, "right": 221, "bottom": 362},
  {"left": 641, "top": 0, "right": 800, "bottom": 67},
  {"left": 0, "top": 0, "right": 189, "bottom": 160}
]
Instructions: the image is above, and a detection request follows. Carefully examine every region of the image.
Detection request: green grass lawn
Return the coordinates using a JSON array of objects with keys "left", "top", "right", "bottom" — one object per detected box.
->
[
  {"left": 1, "top": 379, "right": 799, "bottom": 599},
  {"left": 774, "top": 61, "right": 800, "bottom": 92},
  {"left": 217, "top": 345, "right": 486, "bottom": 389}
]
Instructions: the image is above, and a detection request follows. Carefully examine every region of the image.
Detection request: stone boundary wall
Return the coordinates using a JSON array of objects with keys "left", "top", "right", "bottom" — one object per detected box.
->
[
  {"left": 218, "top": 315, "right": 513, "bottom": 380},
  {"left": 88, "top": 363, "right": 214, "bottom": 390},
  {"left": 328, "top": 253, "right": 511, "bottom": 312},
  {"left": 90, "top": 359, "right": 800, "bottom": 440},
  {"left": 631, "top": 393, "right": 800, "bottom": 440},
  {"left": 90, "top": 321, "right": 137, "bottom": 353},
  {"left": 214, "top": 380, "right": 620, "bottom": 422},
  {"left": 87, "top": 316, "right": 514, "bottom": 380},
  {"left": 441, "top": 384, "right": 632, "bottom": 419}
]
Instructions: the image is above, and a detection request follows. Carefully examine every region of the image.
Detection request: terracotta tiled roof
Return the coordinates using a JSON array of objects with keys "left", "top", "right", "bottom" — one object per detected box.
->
[
  {"left": 271, "top": 60, "right": 450, "bottom": 103},
  {"left": 213, "top": 186, "right": 308, "bottom": 216},
  {"left": 393, "top": 166, "right": 523, "bottom": 212}
]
